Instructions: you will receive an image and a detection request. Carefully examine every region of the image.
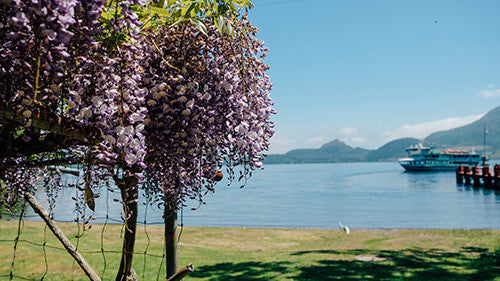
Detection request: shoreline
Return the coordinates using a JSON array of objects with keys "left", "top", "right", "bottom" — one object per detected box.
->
[
  {"left": 3, "top": 215, "right": 500, "bottom": 230},
  {"left": 3, "top": 216, "right": 500, "bottom": 230}
]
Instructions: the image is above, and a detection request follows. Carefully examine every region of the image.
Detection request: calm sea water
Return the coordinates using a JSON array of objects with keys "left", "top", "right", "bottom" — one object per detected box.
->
[{"left": 28, "top": 162, "right": 500, "bottom": 229}]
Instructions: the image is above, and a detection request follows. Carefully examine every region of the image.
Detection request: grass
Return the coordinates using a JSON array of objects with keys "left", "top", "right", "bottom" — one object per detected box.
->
[{"left": 0, "top": 220, "right": 499, "bottom": 280}]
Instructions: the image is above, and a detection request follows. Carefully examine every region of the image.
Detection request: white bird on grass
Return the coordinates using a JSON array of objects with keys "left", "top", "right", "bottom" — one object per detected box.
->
[{"left": 338, "top": 222, "right": 350, "bottom": 235}]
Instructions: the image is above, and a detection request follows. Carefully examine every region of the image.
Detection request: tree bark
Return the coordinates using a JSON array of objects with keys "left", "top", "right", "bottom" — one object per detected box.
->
[
  {"left": 0, "top": 107, "right": 98, "bottom": 158},
  {"left": 24, "top": 193, "right": 101, "bottom": 281},
  {"left": 164, "top": 203, "right": 178, "bottom": 278},
  {"left": 115, "top": 176, "right": 139, "bottom": 281}
]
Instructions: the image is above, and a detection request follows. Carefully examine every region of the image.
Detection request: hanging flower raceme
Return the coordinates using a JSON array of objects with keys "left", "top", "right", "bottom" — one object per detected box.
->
[
  {"left": 0, "top": 0, "right": 101, "bottom": 211},
  {"left": 1, "top": 3, "right": 273, "bottom": 279},
  {"left": 0, "top": 0, "right": 274, "bottom": 214},
  {"left": 64, "top": 0, "right": 148, "bottom": 175},
  {"left": 0, "top": 0, "right": 148, "bottom": 211},
  {"left": 141, "top": 17, "right": 274, "bottom": 208},
  {"left": 0, "top": 0, "right": 78, "bottom": 126}
]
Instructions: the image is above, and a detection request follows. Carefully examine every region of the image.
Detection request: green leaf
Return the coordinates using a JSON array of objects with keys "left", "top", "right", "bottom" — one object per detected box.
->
[
  {"left": 217, "top": 2, "right": 229, "bottom": 14},
  {"left": 234, "top": 0, "right": 253, "bottom": 8},
  {"left": 100, "top": 10, "right": 114, "bottom": 21},
  {"left": 226, "top": 20, "right": 234, "bottom": 37},
  {"left": 172, "top": 7, "right": 182, "bottom": 19},
  {"left": 190, "top": 18, "right": 208, "bottom": 35},
  {"left": 216, "top": 15, "right": 225, "bottom": 32},
  {"left": 170, "top": 18, "right": 184, "bottom": 28},
  {"left": 150, "top": 6, "right": 171, "bottom": 17},
  {"left": 154, "top": 0, "right": 166, "bottom": 8},
  {"left": 184, "top": 1, "right": 197, "bottom": 17},
  {"left": 13, "top": 127, "right": 25, "bottom": 139}
]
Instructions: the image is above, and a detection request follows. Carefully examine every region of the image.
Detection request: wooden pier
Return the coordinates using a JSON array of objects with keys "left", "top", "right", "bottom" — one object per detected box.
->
[{"left": 456, "top": 163, "right": 500, "bottom": 189}]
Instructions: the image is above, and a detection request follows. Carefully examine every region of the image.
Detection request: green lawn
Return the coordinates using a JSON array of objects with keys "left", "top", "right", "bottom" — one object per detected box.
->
[{"left": 0, "top": 220, "right": 499, "bottom": 280}]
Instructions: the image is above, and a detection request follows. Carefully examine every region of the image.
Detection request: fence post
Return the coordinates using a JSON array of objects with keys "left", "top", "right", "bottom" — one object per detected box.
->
[{"left": 164, "top": 203, "right": 179, "bottom": 278}]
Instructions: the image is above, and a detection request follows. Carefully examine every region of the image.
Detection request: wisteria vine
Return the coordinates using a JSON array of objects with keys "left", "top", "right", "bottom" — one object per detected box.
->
[
  {"left": 1, "top": 0, "right": 273, "bottom": 213},
  {"left": 1, "top": 0, "right": 273, "bottom": 279},
  {"left": 142, "top": 18, "right": 274, "bottom": 208}
]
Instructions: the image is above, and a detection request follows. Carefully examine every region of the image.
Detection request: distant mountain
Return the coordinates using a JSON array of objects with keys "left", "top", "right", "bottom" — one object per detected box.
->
[
  {"left": 425, "top": 106, "right": 500, "bottom": 157},
  {"left": 264, "top": 106, "right": 500, "bottom": 164},
  {"left": 264, "top": 139, "right": 369, "bottom": 164},
  {"left": 366, "top": 138, "right": 420, "bottom": 161}
]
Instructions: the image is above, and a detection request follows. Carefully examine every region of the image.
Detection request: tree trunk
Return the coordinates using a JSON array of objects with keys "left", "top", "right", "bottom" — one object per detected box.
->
[
  {"left": 115, "top": 176, "right": 138, "bottom": 281},
  {"left": 164, "top": 203, "right": 178, "bottom": 278}
]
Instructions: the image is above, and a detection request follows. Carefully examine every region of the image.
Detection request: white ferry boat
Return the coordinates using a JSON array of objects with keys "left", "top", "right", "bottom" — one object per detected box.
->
[{"left": 398, "top": 143, "right": 483, "bottom": 171}]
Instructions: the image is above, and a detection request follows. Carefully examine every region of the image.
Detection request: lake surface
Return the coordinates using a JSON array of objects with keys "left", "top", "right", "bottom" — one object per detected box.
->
[{"left": 28, "top": 162, "right": 500, "bottom": 229}]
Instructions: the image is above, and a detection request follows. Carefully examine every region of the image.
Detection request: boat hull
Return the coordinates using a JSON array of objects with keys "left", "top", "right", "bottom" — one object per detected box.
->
[
  {"left": 399, "top": 163, "right": 458, "bottom": 172},
  {"left": 398, "top": 158, "right": 482, "bottom": 172}
]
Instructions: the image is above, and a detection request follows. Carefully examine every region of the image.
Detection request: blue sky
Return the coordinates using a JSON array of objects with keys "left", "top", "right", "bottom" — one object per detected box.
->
[{"left": 248, "top": 0, "right": 500, "bottom": 153}]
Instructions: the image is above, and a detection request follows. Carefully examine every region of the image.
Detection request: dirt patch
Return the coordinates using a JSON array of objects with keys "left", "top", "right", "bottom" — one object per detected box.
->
[{"left": 354, "top": 255, "right": 387, "bottom": 262}]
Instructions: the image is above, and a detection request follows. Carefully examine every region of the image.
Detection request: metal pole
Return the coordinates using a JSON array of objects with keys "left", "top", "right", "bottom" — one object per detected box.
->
[{"left": 483, "top": 124, "right": 487, "bottom": 163}]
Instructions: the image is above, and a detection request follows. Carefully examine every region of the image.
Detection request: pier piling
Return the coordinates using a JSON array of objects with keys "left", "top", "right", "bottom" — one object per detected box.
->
[
  {"left": 482, "top": 165, "right": 493, "bottom": 188},
  {"left": 456, "top": 165, "right": 464, "bottom": 184},
  {"left": 494, "top": 165, "right": 500, "bottom": 189},
  {"left": 464, "top": 166, "right": 472, "bottom": 186},
  {"left": 456, "top": 163, "right": 500, "bottom": 190},
  {"left": 472, "top": 165, "right": 482, "bottom": 188}
]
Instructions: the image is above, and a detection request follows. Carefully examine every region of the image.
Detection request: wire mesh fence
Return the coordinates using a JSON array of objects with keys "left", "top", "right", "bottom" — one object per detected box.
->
[{"left": 0, "top": 189, "right": 185, "bottom": 281}]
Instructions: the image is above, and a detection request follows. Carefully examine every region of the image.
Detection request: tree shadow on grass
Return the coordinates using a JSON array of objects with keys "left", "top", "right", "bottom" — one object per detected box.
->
[
  {"left": 294, "top": 248, "right": 499, "bottom": 281},
  {"left": 189, "top": 248, "right": 499, "bottom": 280},
  {"left": 189, "top": 261, "right": 293, "bottom": 281}
]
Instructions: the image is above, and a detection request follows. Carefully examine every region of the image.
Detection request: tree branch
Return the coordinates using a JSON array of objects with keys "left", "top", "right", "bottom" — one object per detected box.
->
[
  {"left": 24, "top": 193, "right": 101, "bottom": 281},
  {"left": 0, "top": 107, "right": 100, "bottom": 158},
  {"left": 167, "top": 264, "right": 194, "bottom": 281}
]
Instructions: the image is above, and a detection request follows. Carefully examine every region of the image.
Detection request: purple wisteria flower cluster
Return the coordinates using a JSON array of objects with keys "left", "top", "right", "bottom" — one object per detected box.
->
[
  {"left": 1, "top": 1, "right": 273, "bottom": 278},
  {"left": 142, "top": 18, "right": 274, "bottom": 207},
  {"left": 0, "top": 0, "right": 274, "bottom": 214},
  {"left": 63, "top": 0, "right": 148, "bottom": 173},
  {"left": 0, "top": 0, "right": 97, "bottom": 211},
  {"left": 1, "top": 0, "right": 78, "bottom": 120}
]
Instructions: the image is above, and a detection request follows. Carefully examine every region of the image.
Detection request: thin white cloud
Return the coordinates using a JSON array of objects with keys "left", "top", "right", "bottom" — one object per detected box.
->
[
  {"left": 306, "top": 136, "right": 327, "bottom": 146},
  {"left": 382, "top": 113, "right": 485, "bottom": 142},
  {"left": 339, "top": 127, "right": 358, "bottom": 136},
  {"left": 350, "top": 136, "right": 366, "bottom": 144},
  {"left": 268, "top": 135, "right": 295, "bottom": 154},
  {"left": 478, "top": 84, "right": 500, "bottom": 98}
]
